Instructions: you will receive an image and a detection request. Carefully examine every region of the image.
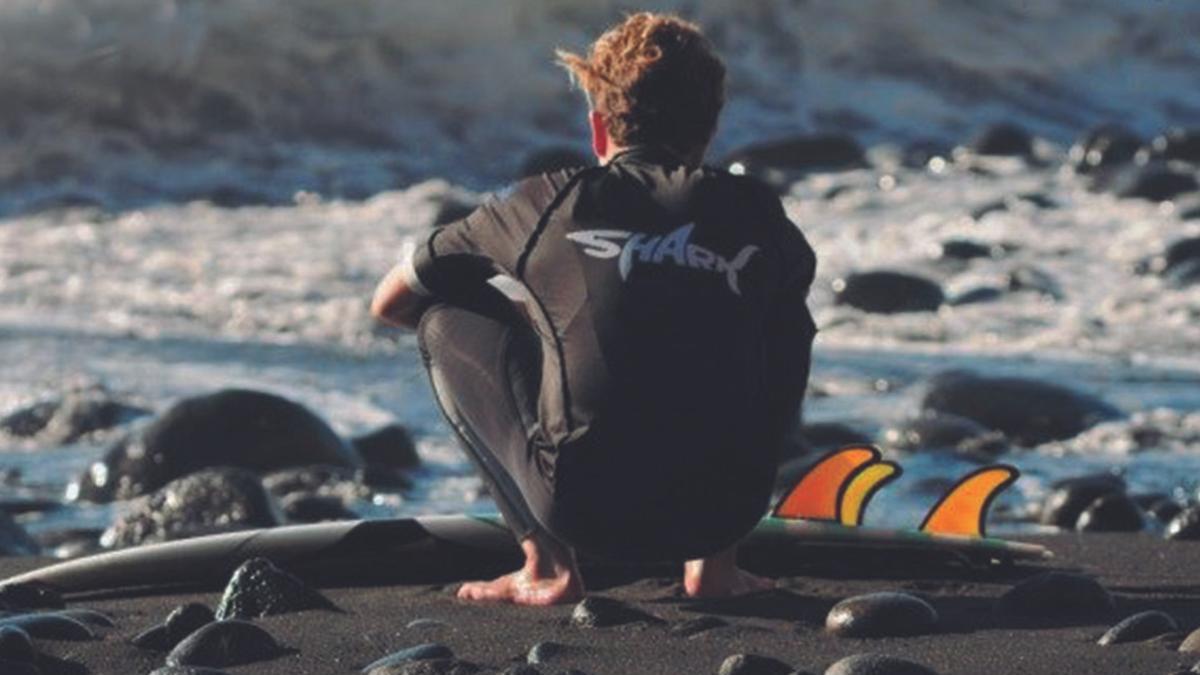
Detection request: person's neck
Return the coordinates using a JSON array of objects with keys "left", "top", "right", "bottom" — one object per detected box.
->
[{"left": 602, "top": 143, "right": 705, "bottom": 168}]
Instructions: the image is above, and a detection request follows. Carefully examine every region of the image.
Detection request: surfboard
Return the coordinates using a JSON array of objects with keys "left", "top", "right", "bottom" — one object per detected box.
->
[{"left": 2, "top": 446, "right": 1050, "bottom": 596}]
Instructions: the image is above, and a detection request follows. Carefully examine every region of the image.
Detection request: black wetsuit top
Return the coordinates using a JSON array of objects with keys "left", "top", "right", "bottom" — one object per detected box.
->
[{"left": 412, "top": 146, "right": 817, "bottom": 560}]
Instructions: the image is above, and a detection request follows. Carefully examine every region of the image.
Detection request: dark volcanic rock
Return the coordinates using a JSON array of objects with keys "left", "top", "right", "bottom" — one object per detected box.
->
[
  {"left": 526, "top": 641, "right": 564, "bottom": 664},
  {"left": 215, "top": 557, "right": 336, "bottom": 620},
  {"left": 718, "top": 653, "right": 793, "bottom": 675},
  {"left": 825, "top": 653, "right": 938, "bottom": 675},
  {"left": 1098, "top": 610, "right": 1178, "bottom": 645},
  {"left": 0, "top": 582, "right": 63, "bottom": 609},
  {"left": 1040, "top": 473, "right": 1127, "bottom": 528},
  {"left": 997, "top": 571, "right": 1115, "bottom": 617},
  {"left": 1167, "top": 259, "right": 1200, "bottom": 288},
  {"left": 881, "top": 412, "right": 1006, "bottom": 458},
  {"left": 947, "top": 287, "right": 1005, "bottom": 306},
  {"left": 519, "top": 146, "right": 591, "bottom": 178},
  {"left": 261, "top": 464, "right": 366, "bottom": 500},
  {"left": 134, "top": 603, "right": 215, "bottom": 651},
  {"left": 570, "top": 596, "right": 660, "bottom": 628},
  {"left": 1069, "top": 125, "right": 1141, "bottom": 174},
  {"left": 921, "top": 370, "right": 1121, "bottom": 446},
  {"left": 0, "top": 401, "right": 56, "bottom": 438},
  {"left": 936, "top": 239, "right": 996, "bottom": 261},
  {"left": 368, "top": 659, "right": 481, "bottom": 675},
  {"left": 833, "top": 271, "right": 944, "bottom": 314},
  {"left": 71, "top": 389, "right": 359, "bottom": 502},
  {"left": 0, "top": 385, "right": 148, "bottom": 443},
  {"left": 351, "top": 424, "right": 421, "bottom": 470},
  {"left": 101, "top": 468, "right": 281, "bottom": 548},
  {"left": 0, "top": 514, "right": 41, "bottom": 556},
  {"left": 825, "top": 592, "right": 938, "bottom": 638},
  {"left": 166, "top": 620, "right": 283, "bottom": 668},
  {"left": 1142, "top": 496, "right": 1184, "bottom": 524},
  {"left": 0, "top": 612, "right": 95, "bottom": 640},
  {"left": 1112, "top": 164, "right": 1199, "bottom": 202},
  {"left": 670, "top": 615, "right": 728, "bottom": 637},
  {"left": 1166, "top": 505, "right": 1200, "bottom": 541},
  {"left": 721, "top": 134, "right": 867, "bottom": 176},
  {"left": 0, "top": 626, "right": 35, "bottom": 663},
  {"left": 1141, "top": 128, "right": 1200, "bottom": 164},
  {"left": 1005, "top": 265, "right": 1063, "bottom": 300},
  {"left": 364, "top": 643, "right": 455, "bottom": 671},
  {"left": 969, "top": 123, "right": 1033, "bottom": 157},
  {"left": 1076, "top": 493, "right": 1144, "bottom": 532},
  {"left": 280, "top": 493, "right": 357, "bottom": 522}
]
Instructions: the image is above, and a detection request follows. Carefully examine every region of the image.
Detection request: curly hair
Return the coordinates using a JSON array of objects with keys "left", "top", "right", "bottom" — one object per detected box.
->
[{"left": 556, "top": 13, "right": 726, "bottom": 158}]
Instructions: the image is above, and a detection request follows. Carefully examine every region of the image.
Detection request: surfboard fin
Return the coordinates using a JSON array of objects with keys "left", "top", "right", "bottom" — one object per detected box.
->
[
  {"left": 773, "top": 445, "right": 885, "bottom": 522},
  {"left": 919, "top": 465, "right": 1019, "bottom": 538},
  {"left": 838, "top": 460, "right": 902, "bottom": 526}
]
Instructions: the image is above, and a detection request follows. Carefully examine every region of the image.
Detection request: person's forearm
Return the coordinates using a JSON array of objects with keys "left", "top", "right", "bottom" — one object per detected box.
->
[{"left": 370, "top": 264, "right": 429, "bottom": 330}]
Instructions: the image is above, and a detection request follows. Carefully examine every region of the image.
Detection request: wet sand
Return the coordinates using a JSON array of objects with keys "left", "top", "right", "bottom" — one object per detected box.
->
[{"left": 3, "top": 533, "right": 1199, "bottom": 674}]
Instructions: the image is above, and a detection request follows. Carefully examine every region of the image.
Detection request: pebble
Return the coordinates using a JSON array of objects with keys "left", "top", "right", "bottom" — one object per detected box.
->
[
  {"left": 0, "top": 582, "right": 64, "bottom": 609},
  {"left": 570, "top": 597, "right": 660, "bottom": 628},
  {"left": 671, "top": 615, "right": 728, "bottom": 637},
  {"left": 165, "top": 619, "right": 283, "bottom": 668},
  {"left": 368, "top": 659, "right": 481, "bottom": 675},
  {"left": 825, "top": 592, "right": 938, "bottom": 638},
  {"left": 526, "top": 641, "right": 565, "bottom": 664},
  {"left": 825, "top": 654, "right": 938, "bottom": 675},
  {"left": 1098, "top": 610, "right": 1178, "bottom": 645},
  {"left": 363, "top": 643, "right": 455, "bottom": 672},
  {"left": 719, "top": 653, "right": 794, "bottom": 675},
  {"left": 0, "top": 625, "right": 35, "bottom": 663},
  {"left": 1166, "top": 505, "right": 1200, "bottom": 540},
  {"left": 996, "top": 571, "right": 1115, "bottom": 617},
  {"left": 0, "top": 612, "right": 95, "bottom": 640},
  {"left": 215, "top": 557, "right": 336, "bottom": 619},
  {"left": 1040, "top": 474, "right": 1127, "bottom": 528},
  {"left": 832, "top": 271, "right": 944, "bottom": 314},
  {"left": 1076, "top": 493, "right": 1144, "bottom": 532},
  {"left": 135, "top": 603, "right": 216, "bottom": 651},
  {"left": 1181, "top": 628, "right": 1200, "bottom": 653}
]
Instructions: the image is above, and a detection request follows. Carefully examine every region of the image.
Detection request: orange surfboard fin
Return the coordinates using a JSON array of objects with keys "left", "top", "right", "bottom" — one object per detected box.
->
[
  {"left": 838, "top": 460, "right": 902, "bottom": 527},
  {"left": 919, "top": 465, "right": 1019, "bottom": 538},
  {"left": 773, "top": 445, "right": 881, "bottom": 521}
]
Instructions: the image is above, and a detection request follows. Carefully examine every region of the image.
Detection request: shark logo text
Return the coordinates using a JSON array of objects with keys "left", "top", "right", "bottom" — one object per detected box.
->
[{"left": 566, "top": 224, "right": 759, "bottom": 295}]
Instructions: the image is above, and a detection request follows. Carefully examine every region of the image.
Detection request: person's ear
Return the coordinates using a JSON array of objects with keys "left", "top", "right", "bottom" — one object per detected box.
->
[{"left": 589, "top": 110, "right": 608, "bottom": 160}]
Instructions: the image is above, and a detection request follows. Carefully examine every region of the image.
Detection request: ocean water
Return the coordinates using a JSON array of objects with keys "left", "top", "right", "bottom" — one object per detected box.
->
[{"left": 1, "top": 0, "right": 1199, "bottom": 544}]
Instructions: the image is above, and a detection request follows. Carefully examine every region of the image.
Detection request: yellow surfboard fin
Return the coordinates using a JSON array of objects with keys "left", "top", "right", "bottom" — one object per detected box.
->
[
  {"left": 773, "top": 445, "right": 881, "bottom": 521},
  {"left": 838, "top": 460, "right": 902, "bottom": 527},
  {"left": 919, "top": 465, "right": 1019, "bottom": 538}
]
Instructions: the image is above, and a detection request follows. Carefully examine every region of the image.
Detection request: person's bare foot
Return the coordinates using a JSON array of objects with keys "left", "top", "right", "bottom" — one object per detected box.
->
[
  {"left": 457, "top": 534, "right": 584, "bottom": 605},
  {"left": 682, "top": 544, "right": 775, "bottom": 598}
]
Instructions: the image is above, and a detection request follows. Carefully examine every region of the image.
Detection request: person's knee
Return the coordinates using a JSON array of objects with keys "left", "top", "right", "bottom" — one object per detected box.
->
[{"left": 415, "top": 302, "right": 455, "bottom": 359}]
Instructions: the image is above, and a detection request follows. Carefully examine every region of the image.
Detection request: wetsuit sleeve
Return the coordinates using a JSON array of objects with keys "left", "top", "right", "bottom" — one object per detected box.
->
[
  {"left": 408, "top": 174, "right": 568, "bottom": 302},
  {"left": 764, "top": 203, "right": 818, "bottom": 440}
]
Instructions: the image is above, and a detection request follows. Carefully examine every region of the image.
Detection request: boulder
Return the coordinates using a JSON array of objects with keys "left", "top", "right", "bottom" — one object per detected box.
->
[
  {"left": 1040, "top": 474, "right": 1127, "bottom": 528},
  {"left": 969, "top": 123, "right": 1033, "bottom": 157},
  {"left": 1112, "top": 164, "right": 1199, "bottom": 202},
  {"left": 351, "top": 424, "right": 421, "bottom": 470},
  {"left": 833, "top": 271, "right": 944, "bottom": 314},
  {"left": 1076, "top": 493, "right": 1144, "bottom": 532},
  {"left": 100, "top": 468, "right": 281, "bottom": 548},
  {"left": 721, "top": 134, "right": 867, "bottom": 176},
  {"left": 1166, "top": 505, "right": 1200, "bottom": 541},
  {"left": 0, "top": 385, "right": 148, "bottom": 443},
  {"left": 920, "top": 370, "right": 1121, "bottom": 446},
  {"left": 1140, "top": 128, "right": 1200, "bottom": 165},
  {"left": 70, "top": 389, "right": 359, "bottom": 502},
  {"left": 1069, "top": 125, "right": 1141, "bottom": 174},
  {"left": 881, "top": 411, "right": 1006, "bottom": 458}
]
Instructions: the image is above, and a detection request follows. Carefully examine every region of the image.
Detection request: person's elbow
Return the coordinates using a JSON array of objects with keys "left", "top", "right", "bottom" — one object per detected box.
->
[{"left": 370, "top": 267, "right": 426, "bottom": 330}]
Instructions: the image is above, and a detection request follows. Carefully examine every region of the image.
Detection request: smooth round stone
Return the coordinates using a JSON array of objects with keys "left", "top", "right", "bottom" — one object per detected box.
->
[
  {"left": 833, "top": 271, "right": 944, "bottom": 314},
  {"left": 570, "top": 597, "right": 658, "bottom": 628},
  {"left": 670, "top": 615, "right": 728, "bottom": 637},
  {"left": 215, "top": 557, "right": 336, "bottom": 620},
  {"left": 1076, "top": 493, "right": 1144, "bottom": 532},
  {"left": 1098, "top": 610, "right": 1178, "bottom": 645},
  {"left": 363, "top": 643, "right": 454, "bottom": 671},
  {"left": 0, "top": 625, "right": 35, "bottom": 663},
  {"left": 165, "top": 619, "right": 282, "bottom": 668},
  {"left": 1166, "top": 505, "right": 1200, "bottom": 541},
  {"left": 825, "top": 653, "right": 938, "bottom": 675},
  {"left": 526, "top": 641, "right": 564, "bottom": 664},
  {"left": 0, "top": 612, "right": 95, "bottom": 640},
  {"left": 1040, "top": 474, "right": 1127, "bottom": 528},
  {"left": 997, "top": 572, "right": 1115, "bottom": 617},
  {"left": 1181, "top": 628, "right": 1200, "bottom": 653},
  {"left": 719, "top": 653, "right": 794, "bottom": 675},
  {"left": 167, "top": 603, "right": 216, "bottom": 639},
  {"left": 1113, "top": 165, "right": 1199, "bottom": 202},
  {"left": 825, "top": 592, "right": 938, "bottom": 638}
]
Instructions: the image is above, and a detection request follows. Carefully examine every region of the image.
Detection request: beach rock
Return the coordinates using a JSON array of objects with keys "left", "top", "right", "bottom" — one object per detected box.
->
[
  {"left": 135, "top": 603, "right": 215, "bottom": 651},
  {"left": 671, "top": 615, "right": 728, "bottom": 637},
  {"left": 969, "top": 123, "right": 1033, "bottom": 157},
  {"left": 1166, "top": 505, "right": 1200, "bottom": 541},
  {"left": 149, "top": 668, "right": 233, "bottom": 675},
  {"left": 1070, "top": 125, "right": 1141, "bottom": 174},
  {"left": 1141, "top": 236, "right": 1200, "bottom": 276},
  {"left": 825, "top": 592, "right": 938, "bottom": 638},
  {"left": 1181, "top": 628, "right": 1200, "bottom": 653},
  {"left": 996, "top": 571, "right": 1115, "bottom": 617},
  {"left": 1040, "top": 473, "right": 1127, "bottom": 528},
  {"left": 0, "top": 582, "right": 63, "bottom": 609},
  {"left": 0, "top": 626, "right": 35, "bottom": 663},
  {"left": 832, "top": 271, "right": 944, "bottom": 314},
  {"left": 0, "top": 515, "right": 41, "bottom": 557},
  {"left": 526, "top": 641, "right": 565, "bottom": 664},
  {"left": 571, "top": 596, "right": 660, "bottom": 628},
  {"left": 947, "top": 287, "right": 1005, "bottom": 306},
  {"left": 0, "top": 612, "right": 95, "bottom": 640},
  {"left": 364, "top": 643, "right": 455, "bottom": 671},
  {"left": 1005, "top": 265, "right": 1063, "bottom": 300},
  {"left": 0, "top": 385, "right": 148, "bottom": 443},
  {"left": 215, "top": 557, "right": 336, "bottom": 620},
  {"left": 1098, "top": 610, "right": 1178, "bottom": 645},
  {"left": 719, "top": 653, "right": 794, "bottom": 675},
  {"left": 70, "top": 389, "right": 359, "bottom": 502},
  {"left": 1112, "top": 164, "right": 1199, "bottom": 202},
  {"left": 825, "top": 653, "right": 938, "bottom": 675},
  {"left": 101, "top": 468, "right": 281, "bottom": 548},
  {"left": 1076, "top": 493, "right": 1144, "bottom": 532},
  {"left": 921, "top": 370, "right": 1121, "bottom": 446},
  {"left": 519, "top": 146, "right": 591, "bottom": 178},
  {"left": 722, "top": 134, "right": 866, "bottom": 176},
  {"left": 1166, "top": 259, "right": 1200, "bottom": 288},
  {"left": 280, "top": 493, "right": 357, "bottom": 522},
  {"left": 166, "top": 620, "right": 282, "bottom": 668},
  {"left": 1142, "top": 497, "right": 1184, "bottom": 524},
  {"left": 368, "top": 659, "right": 481, "bottom": 675},
  {"left": 881, "top": 412, "right": 1006, "bottom": 458},
  {"left": 261, "top": 464, "right": 368, "bottom": 501},
  {"left": 351, "top": 424, "right": 421, "bottom": 470},
  {"left": 936, "top": 239, "right": 996, "bottom": 261},
  {"left": 1141, "top": 128, "right": 1200, "bottom": 164}
]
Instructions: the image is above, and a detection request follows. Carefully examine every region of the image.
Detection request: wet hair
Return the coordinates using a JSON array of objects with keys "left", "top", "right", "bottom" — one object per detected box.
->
[{"left": 556, "top": 13, "right": 726, "bottom": 158}]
